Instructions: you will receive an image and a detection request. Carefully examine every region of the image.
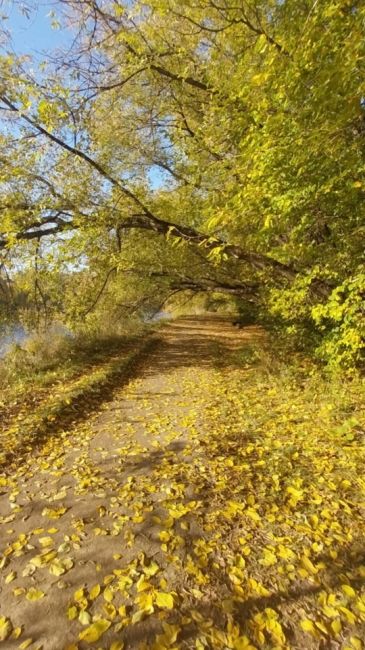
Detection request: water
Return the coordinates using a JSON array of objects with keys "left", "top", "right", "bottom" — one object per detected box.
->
[
  {"left": 144, "top": 310, "right": 172, "bottom": 323},
  {"left": 0, "top": 313, "right": 169, "bottom": 359},
  {"left": 0, "top": 325, "right": 27, "bottom": 358},
  {"left": 0, "top": 323, "right": 72, "bottom": 359}
]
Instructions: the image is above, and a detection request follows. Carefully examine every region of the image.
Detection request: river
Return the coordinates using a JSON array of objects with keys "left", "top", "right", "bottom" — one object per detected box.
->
[{"left": 0, "top": 325, "right": 27, "bottom": 358}]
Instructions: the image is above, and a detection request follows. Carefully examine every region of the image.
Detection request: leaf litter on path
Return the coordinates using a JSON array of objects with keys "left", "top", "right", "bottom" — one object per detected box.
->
[{"left": 0, "top": 318, "right": 364, "bottom": 649}]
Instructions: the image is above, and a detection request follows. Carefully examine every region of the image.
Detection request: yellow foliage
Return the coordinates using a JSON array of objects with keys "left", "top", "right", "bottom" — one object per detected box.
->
[{"left": 78, "top": 619, "right": 111, "bottom": 642}]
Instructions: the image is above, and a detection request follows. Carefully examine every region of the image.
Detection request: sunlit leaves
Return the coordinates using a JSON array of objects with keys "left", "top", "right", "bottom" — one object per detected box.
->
[
  {"left": 154, "top": 622, "right": 180, "bottom": 648},
  {"left": 78, "top": 619, "right": 111, "bottom": 642},
  {"left": 5, "top": 570, "right": 16, "bottom": 583},
  {"left": 89, "top": 584, "right": 101, "bottom": 600},
  {"left": 259, "top": 549, "right": 277, "bottom": 567},
  {"left": 78, "top": 610, "right": 91, "bottom": 626},
  {"left": 49, "top": 557, "right": 73, "bottom": 576},
  {"left": 300, "top": 619, "right": 317, "bottom": 634},
  {"left": 41, "top": 506, "right": 67, "bottom": 519},
  {"left": 0, "top": 617, "right": 12, "bottom": 642},
  {"left": 25, "top": 588, "right": 45, "bottom": 601},
  {"left": 0, "top": 320, "right": 364, "bottom": 650},
  {"left": 103, "top": 587, "right": 114, "bottom": 603},
  {"left": 67, "top": 606, "right": 78, "bottom": 621},
  {"left": 154, "top": 591, "right": 174, "bottom": 610},
  {"left": 19, "top": 639, "right": 33, "bottom": 650},
  {"left": 0, "top": 0, "right": 364, "bottom": 367}
]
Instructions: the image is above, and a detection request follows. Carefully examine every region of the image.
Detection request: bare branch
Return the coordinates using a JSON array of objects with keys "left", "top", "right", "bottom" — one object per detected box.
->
[{"left": 82, "top": 266, "right": 117, "bottom": 316}]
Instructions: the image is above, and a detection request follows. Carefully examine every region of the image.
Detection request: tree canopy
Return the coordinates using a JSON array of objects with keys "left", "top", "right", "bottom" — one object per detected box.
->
[{"left": 0, "top": 0, "right": 364, "bottom": 366}]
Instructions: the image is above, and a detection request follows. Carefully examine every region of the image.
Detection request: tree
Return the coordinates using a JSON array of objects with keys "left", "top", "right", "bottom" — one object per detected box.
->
[{"left": 0, "top": 0, "right": 364, "bottom": 365}]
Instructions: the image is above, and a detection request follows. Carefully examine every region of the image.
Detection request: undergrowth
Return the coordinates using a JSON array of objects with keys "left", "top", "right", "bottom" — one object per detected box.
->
[{"left": 0, "top": 330, "right": 157, "bottom": 468}]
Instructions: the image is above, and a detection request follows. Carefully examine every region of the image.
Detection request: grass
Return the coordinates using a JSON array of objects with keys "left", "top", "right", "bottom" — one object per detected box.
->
[{"left": 0, "top": 330, "right": 158, "bottom": 469}]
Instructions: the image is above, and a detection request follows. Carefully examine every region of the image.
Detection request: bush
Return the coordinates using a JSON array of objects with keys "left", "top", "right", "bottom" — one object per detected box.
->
[
  {"left": 0, "top": 331, "right": 72, "bottom": 385},
  {"left": 311, "top": 271, "right": 365, "bottom": 370}
]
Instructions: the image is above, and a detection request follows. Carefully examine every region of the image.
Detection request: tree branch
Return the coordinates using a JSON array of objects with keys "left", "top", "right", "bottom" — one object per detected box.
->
[
  {"left": 0, "top": 95, "right": 331, "bottom": 298},
  {"left": 0, "top": 221, "right": 71, "bottom": 249},
  {"left": 82, "top": 266, "right": 117, "bottom": 316}
]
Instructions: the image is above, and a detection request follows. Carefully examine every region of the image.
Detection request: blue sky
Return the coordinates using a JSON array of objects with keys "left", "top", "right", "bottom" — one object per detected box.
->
[
  {"left": 2, "top": 1, "right": 166, "bottom": 190},
  {"left": 3, "top": 1, "right": 70, "bottom": 56}
]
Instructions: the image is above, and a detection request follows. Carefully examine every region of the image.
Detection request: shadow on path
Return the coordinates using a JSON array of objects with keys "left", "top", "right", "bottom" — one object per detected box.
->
[{"left": 1, "top": 317, "right": 263, "bottom": 473}]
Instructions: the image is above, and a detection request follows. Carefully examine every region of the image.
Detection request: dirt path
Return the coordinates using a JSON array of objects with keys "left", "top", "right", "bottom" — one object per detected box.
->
[
  {"left": 0, "top": 318, "right": 260, "bottom": 649},
  {"left": 0, "top": 318, "right": 364, "bottom": 650}
]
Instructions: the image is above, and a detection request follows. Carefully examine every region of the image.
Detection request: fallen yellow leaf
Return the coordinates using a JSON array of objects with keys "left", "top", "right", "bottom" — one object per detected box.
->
[
  {"left": 155, "top": 591, "right": 174, "bottom": 609},
  {"left": 78, "top": 619, "right": 111, "bottom": 642},
  {"left": 26, "top": 588, "right": 45, "bottom": 601},
  {"left": 0, "top": 617, "right": 12, "bottom": 642}
]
